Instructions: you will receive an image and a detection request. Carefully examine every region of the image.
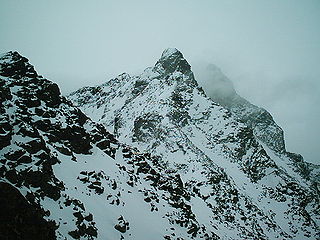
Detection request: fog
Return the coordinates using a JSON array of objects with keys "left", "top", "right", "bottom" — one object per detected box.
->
[{"left": 0, "top": 0, "right": 319, "bottom": 164}]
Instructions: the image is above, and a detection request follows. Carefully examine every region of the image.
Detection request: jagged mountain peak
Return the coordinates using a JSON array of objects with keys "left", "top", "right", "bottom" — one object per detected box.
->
[
  {"left": 69, "top": 49, "right": 320, "bottom": 238},
  {"left": 0, "top": 50, "right": 24, "bottom": 60},
  {"left": 155, "top": 48, "right": 191, "bottom": 75},
  {"left": 2, "top": 50, "right": 319, "bottom": 239},
  {"left": 160, "top": 48, "right": 182, "bottom": 60},
  {"left": 0, "top": 51, "right": 38, "bottom": 79},
  {"left": 3, "top": 51, "right": 223, "bottom": 239}
]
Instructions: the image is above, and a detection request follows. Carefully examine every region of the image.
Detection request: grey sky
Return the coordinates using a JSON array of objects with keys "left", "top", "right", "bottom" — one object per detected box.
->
[{"left": 1, "top": 0, "right": 319, "bottom": 164}]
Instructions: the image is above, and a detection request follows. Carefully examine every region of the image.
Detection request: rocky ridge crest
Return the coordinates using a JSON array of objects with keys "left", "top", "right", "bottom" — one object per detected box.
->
[{"left": 69, "top": 48, "right": 320, "bottom": 239}]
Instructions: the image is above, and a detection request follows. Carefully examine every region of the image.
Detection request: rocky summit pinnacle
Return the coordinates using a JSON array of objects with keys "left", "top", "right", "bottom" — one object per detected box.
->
[
  {"left": 160, "top": 48, "right": 181, "bottom": 60},
  {"left": 0, "top": 51, "right": 38, "bottom": 79},
  {"left": 155, "top": 48, "right": 191, "bottom": 74},
  {"left": 69, "top": 48, "right": 320, "bottom": 239}
]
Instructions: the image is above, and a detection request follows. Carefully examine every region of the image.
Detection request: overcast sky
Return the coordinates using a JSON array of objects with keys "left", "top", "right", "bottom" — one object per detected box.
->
[{"left": 1, "top": 0, "right": 319, "bottom": 164}]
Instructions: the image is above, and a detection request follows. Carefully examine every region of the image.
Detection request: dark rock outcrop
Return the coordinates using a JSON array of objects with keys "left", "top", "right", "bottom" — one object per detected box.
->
[{"left": 0, "top": 182, "right": 57, "bottom": 240}]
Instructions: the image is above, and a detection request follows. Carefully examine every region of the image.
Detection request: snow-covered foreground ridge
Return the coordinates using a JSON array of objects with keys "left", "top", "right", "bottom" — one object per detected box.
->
[{"left": 0, "top": 50, "right": 319, "bottom": 239}]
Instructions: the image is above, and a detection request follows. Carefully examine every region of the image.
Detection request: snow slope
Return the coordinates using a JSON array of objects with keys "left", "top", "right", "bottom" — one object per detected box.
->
[
  {"left": 70, "top": 48, "right": 320, "bottom": 239},
  {"left": 0, "top": 49, "right": 319, "bottom": 239},
  {"left": 0, "top": 51, "right": 220, "bottom": 239}
]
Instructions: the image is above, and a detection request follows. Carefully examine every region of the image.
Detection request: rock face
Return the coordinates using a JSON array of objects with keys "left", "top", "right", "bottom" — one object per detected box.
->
[
  {"left": 0, "top": 50, "right": 319, "bottom": 239},
  {"left": 70, "top": 48, "right": 319, "bottom": 239},
  {"left": 0, "top": 182, "right": 56, "bottom": 240}
]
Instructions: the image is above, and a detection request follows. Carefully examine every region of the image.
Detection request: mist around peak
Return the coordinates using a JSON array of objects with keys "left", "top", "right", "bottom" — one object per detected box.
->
[{"left": 192, "top": 61, "right": 236, "bottom": 101}]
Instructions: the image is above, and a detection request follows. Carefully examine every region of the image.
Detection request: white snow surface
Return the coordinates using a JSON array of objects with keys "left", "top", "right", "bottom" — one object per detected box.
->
[
  {"left": 1, "top": 50, "right": 319, "bottom": 240},
  {"left": 69, "top": 49, "right": 320, "bottom": 239}
]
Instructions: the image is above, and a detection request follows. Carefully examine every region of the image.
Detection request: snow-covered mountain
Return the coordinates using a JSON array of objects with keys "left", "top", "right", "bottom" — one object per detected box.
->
[
  {"left": 193, "top": 63, "right": 319, "bottom": 184},
  {"left": 69, "top": 48, "right": 319, "bottom": 239},
  {"left": 193, "top": 63, "right": 285, "bottom": 154},
  {"left": 0, "top": 50, "right": 319, "bottom": 239}
]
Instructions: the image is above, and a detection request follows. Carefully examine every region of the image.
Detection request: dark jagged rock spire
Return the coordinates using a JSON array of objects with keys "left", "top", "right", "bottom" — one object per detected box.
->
[
  {"left": 155, "top": 48, "right": 191, "bottom": 74},
  {"left": 0, "top": 51, "right": 38, "bottom": 79}
]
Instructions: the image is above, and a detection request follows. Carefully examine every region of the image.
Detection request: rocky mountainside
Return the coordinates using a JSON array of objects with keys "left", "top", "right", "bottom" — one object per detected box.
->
[
  {"left": 69, "top": 48, "right": 319, "bottom": 239},
  {"left": 194, "top": 63, "right": 286, "bottom": 154},
  {"left": 0, "top": 50, "right": 319, "bottom": 239},
  {"left": 0, "top": 51, "right": 225, "bottom": 239},
  {"left": 192, "top": 63, "right": 319, "bottom": 184}
]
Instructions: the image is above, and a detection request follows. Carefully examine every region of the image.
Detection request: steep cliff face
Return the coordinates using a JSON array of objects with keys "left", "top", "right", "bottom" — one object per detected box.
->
[{"left": 70, "top": 48, "right": 319, "bottom": 239}]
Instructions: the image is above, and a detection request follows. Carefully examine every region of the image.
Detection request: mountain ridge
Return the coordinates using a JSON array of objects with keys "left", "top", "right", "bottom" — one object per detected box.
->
[
  {"left": 0, "top": 50, "right": 319, "bottom": 239},
  {"left": 193, "top": 61, "right": 317, "bottom": 183},
  {"left": 69, "top": 48, "right": 320, "bottom": 239}
]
